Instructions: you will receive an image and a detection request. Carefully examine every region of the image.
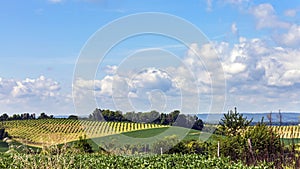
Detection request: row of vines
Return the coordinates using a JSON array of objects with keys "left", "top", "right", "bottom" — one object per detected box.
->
[
  {"left": 271, "top": 125, "right": 300, "bottom": 138},
  {"left": 2, "top": 119, "right": 167, "bottom": 146}
]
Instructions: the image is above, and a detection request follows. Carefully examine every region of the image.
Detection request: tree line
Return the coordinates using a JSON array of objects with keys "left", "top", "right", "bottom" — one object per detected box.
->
[
  {"left": 0, "top": 112, "right": 54, "bottom": 121},
  {"left": 89, "top": 109, "right": 204, "bottom": 130}
]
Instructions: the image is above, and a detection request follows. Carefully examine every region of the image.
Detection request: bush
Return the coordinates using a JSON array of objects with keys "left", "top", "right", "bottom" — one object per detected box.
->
[
  {"left": 73, "top": 135, "right": 93, "bottom": 153},
  {"left": 243, "top": 122, "right": 282, "bottom": 165},
  {"left": 152, "top": 135, "right": 180, "bottom": 154},
  {"left": 219, "top": 122, "right": 283, "bottom": 166}
]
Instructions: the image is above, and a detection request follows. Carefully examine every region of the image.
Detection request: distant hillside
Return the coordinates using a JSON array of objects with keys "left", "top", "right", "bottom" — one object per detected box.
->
[{"left": 197, "top": 112, "right": 300, "bottom": 125}]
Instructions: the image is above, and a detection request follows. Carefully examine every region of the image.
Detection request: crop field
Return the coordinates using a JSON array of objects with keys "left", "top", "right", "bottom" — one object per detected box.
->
[
  {"left": 2, "top": 119, "right": 167, "bottom": 146},
  {"left": 0, "top": 153, "right": 269, "bottom": 169},
  {"left": 271, "top": 126, "right": 300, "bottom": 138},
  {"left": 3, "top": 118, "right": 300, "bottom": 148}
]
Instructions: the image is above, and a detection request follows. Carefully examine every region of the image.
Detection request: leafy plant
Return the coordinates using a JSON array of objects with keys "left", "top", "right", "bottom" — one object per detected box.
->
[
  {"left": 218, "top": 107, "right": 252, "bottom": 136},
  {"left": 73, "top": 135, "right": 93, "bottom": 153}
]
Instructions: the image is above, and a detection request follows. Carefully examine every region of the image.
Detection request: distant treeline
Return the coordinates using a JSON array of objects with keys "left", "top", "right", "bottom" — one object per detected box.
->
[
  {"left": 88, "top": 109, "right": 204, "bottom": 130},
  {"left": 0, "top": 112, "right": 54, "bottom": 121}
]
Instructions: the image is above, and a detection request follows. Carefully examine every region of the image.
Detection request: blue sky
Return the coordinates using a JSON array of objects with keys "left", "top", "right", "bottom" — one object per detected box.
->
[{"left": 1, "top": 0, "right": 300, "bottom": 115}]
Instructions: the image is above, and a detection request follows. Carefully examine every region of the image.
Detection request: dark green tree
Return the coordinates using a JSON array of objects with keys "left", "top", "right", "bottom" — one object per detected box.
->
[
  {"left": 218, "top": 107, "right": 252, "bottom": 136},
  {"left": 68, "top": 115, "right": 79, "bottom": 120}
]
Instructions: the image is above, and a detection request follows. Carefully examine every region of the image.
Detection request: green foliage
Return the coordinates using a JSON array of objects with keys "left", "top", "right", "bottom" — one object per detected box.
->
[
  {"left": 243, "top": 123, "right": 282, "bottom": 163},
  {"left": 38, "top": 112, "right": 53, "bottom": 119},
  {"left": 0, "top": 153, "right": 270, "bottom": 169},
  {"left": 73, "top": 135, "right": 93, "bottom": 153},
  {"left": 68, "top": 115, "right": 78, "bottom": 120},
  {"left": 219, "top": 121, "right": 283, "bottom": 166},
  {"left": 90, "top": 109, "right": 204, "bottom": 130},
  {"left": 218, "top": 107, "right": 252, "bottom": 136},
  {"left": 152, "top": 135, "right": 180, "bottom": 154},
  {"left": 168, "top": 140, "right": 212, "bottom": 155},
  {"left": 219, "top": 134, "right": 245, "bottom": 160}
]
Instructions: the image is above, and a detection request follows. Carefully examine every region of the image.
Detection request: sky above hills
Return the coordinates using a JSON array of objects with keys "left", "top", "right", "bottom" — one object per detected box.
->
[{"left": 1, "top": 0, "right": 300, "bottom": 115}]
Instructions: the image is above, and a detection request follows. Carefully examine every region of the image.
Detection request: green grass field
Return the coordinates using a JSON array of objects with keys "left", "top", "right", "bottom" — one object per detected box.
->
[
  {"left": 0, "top": 141, "right": 8, "bottom": 152},
  {"left": 80, "top": 126, "right": 221, "bottom": 152}
]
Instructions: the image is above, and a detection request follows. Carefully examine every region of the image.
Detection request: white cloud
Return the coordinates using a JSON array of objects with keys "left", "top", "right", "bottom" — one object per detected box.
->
[
  {"left": 231, "top": 22, "right": 238, "bottom": 35},
  {"left": 0, "top": 76, "right": 61, "bottom": 99},
  {"left": 48, "top": 0, "right": 63, "bottom": 4},
  {"left": 74, "top": 38, "right": 300, "bottom": 113},
  {"left": 0, "top": 76, "right": 72, "bottom": 114},
  {"left": 274, "top": 24, "right": 300, "bottom": 47},
  {"left": 73, "top": 67, "right": 182, "bottom": 112},
  {"left": 217, "top": 36, "right": 300, "bottom": 88},
  {"left": 251, "top": 3, "right": 290, "bottom": 29},
  {"left": 285, "top": 9, "right": 297, "bottom": 17},
  {"left": 130, "top": 68, "right": 174, "bottom": 92},
  {"left": 104, "top": 65, "right": 118, "bottom": 75},
  {"left": 223, "top": 63, "right": 246, "bottom": 74},
  {"left": 206, "top": 0, "right": 250, "bottom": 11}
]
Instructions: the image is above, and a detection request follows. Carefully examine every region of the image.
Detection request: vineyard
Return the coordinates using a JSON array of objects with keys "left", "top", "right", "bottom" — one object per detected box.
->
[
  {"left": 272, "top": 125, "right": 300, "bottom": 138},
  {"left": 2, "top": 119, "right": 167, "bottom": 146},
  {"left": 3, "top": 118, "right": 300, "bottom": 147}
]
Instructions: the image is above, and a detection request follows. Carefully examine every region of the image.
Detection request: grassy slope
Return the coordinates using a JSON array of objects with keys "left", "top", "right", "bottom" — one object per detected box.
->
[
  {"left": 76, "top": 126, "right": 221, "bottom": 151},
  {"left": 0, "top": 141, "right": 8, "bottom": 152}
]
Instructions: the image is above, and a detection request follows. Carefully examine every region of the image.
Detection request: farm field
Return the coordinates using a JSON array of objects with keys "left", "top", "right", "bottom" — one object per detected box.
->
[
  {"left": 3, "top": 119, "right": 300, "bottom": 148},
  {"left": 272, "top": 125, "right": 300, "bottom": 138},
  {"left": 0, "top": 153, "right": 269, "bottom": 169},
  {"left": 2, "top": 119, "right": 167, "bottom": 147},
  {"left": 77, "top": 126, "right": 221, "bottom": 152}
]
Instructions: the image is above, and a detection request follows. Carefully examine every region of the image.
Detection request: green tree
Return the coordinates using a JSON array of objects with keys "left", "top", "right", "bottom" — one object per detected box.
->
[
  {"left": 218, "top": 107, "right": 252, "bottom": 136},
  {"left": 68, "top": 115, "right": 78, "bottom": 120}
]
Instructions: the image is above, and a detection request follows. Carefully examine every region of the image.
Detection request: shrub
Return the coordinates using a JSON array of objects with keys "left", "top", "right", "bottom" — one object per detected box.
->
[
  {"left": 243, "top": 122, "right": 282, "bottom": 165},
  {"left": 152, "top": 135, "right": 180, "bottom": 154},
  {"left": 73, "top": 135, "right": 93, "bottom": 153},
  {"left": 219, "top": 121, "right": 283, "bottom": 167}
]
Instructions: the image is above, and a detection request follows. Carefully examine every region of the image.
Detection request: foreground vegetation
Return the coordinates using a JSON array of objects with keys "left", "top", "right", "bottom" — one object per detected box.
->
[{"left": 0, "top": 152, "right": 270, "bottom": 169}]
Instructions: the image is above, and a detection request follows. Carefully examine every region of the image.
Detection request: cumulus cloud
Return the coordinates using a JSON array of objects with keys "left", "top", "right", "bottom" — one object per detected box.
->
[
  {"left": 73, "top": 37, "right": 300, "bottom": 112},
  {"left": 217, "top": 35, "right": 300, "bottom": 89},
  {"left": 0, "top": 76, "right": 60, "bottom": 99},
  {"left": 274, "top": 24, "right": 300, "bottom": 47},
  {"left": 251, "top": 3, "right": 290, "bottom": 29},
  {"left": 209, "top": 36, "right": 300, "bottom": 111},
  {"left": 130, "top": 68, "right": 175, "bottom": 93},
  {"left": 73, "top": 67, "right": 182, "bottom": 112},
  {"left": 0, "top": 76, "right": 72, "bottom": 114},
  {"left": 11, "top": 76, "right": 60, "bottom": 98}
]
